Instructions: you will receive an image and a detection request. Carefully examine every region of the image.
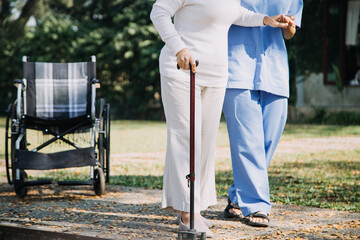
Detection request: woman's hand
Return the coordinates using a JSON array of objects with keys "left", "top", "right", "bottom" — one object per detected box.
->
[
  {"left": 263, "top": 15, "right": 296, "bottom": 29},
  {"left": 176, "top": 48, "right": 197, "bottom": 73}
]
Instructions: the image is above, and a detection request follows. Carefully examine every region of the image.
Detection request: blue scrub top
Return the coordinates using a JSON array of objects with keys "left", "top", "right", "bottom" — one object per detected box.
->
[{"left": 227, "top": 0, "right": 303, "bottom": 98}]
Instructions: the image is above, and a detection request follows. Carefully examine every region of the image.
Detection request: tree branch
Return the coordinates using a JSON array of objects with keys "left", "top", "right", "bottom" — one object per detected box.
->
[{"left": 15, "top": 0, "right": 40, "bottom": 29}]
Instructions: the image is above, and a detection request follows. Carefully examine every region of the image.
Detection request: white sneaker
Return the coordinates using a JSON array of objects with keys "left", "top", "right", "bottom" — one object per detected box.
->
[
  {"left": 178, "top": 215, "right": 213, "bottom": 238},
  {"left": 201, "top": 216, "right": 214, "bottom": 228},
  {"left": 176, "top": 214, "right": 214, "bottom": 228}
]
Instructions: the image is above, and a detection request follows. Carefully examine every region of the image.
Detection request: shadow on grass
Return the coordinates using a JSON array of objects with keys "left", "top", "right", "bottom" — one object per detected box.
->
[{"left": 215, "top": 159, "right": 359, "bottom": 211}]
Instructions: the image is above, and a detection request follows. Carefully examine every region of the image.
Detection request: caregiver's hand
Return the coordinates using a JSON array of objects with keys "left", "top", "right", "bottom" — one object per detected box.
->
[
  {"left": 263, "top": 14, "right": 296, "bottom": 29},
  {"left": 282, "top": 15, "right": 297, "bottom": 40},
  {"left": 176, "top": 48, "right": 197, "bottom": 73}
]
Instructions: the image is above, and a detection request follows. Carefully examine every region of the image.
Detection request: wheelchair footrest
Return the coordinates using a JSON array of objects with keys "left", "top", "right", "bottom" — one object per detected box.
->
[
  {"left": 58, "top": 179, "right": 93, "bottom": 186},
  {"left": 16, "top": 179, "right": 52, "bottom": 187},
  {"left": 16, "top": 147, "right": 96, "bottom": 170}
]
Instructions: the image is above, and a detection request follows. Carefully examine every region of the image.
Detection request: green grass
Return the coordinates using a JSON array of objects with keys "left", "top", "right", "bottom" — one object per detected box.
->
[
  {"left": 108, "top": 148, "right": 360, "bottom": 212},
  {"left": 110, "top": 120, "right": 167, "bottom": 153},
  {"left": 216, "top": 149, "right": 360, "bottom": 212},
  {"left": 282, "top": 124, "right": 360, "bottom": 140},
  {"left": 271, "top": 149, "right": 359, "bottom": 211},
  {"left": 1, "top": 118, "right": 359, "bottom": 155},
  {"left": 1, "top": 118, "right": 359, "bottom": 212},
  {"left": 109, "top": 121, "right": 360, "bottom": 212}
]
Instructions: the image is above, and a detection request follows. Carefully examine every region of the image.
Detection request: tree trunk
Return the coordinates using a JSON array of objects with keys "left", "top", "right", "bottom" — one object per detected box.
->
[{"left": 14, "top": 0, "right": 40, "bottom": 29}]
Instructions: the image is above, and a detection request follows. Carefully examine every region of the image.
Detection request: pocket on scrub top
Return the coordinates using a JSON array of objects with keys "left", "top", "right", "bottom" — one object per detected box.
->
[
  {"left": 266, "top": 47, "right": 289, "bottom": 89},
  {"left": 228, "top": 44, "right": 257, "bottom": 83}
]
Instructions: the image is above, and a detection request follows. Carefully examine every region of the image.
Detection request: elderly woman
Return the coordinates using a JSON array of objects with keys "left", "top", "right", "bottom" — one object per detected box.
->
[{"left": 150, "top": 0, "right": 294, "bottom": 236}]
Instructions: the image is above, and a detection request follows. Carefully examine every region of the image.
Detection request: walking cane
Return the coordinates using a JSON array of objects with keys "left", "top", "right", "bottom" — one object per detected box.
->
[{"left": 177, "top": 61, "right": 206, "bottom": 240}]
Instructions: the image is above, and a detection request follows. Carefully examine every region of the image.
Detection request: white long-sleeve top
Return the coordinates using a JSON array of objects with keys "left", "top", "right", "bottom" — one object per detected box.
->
[{"left": 150, "top": 0, "right": 266, "bottom": 87}]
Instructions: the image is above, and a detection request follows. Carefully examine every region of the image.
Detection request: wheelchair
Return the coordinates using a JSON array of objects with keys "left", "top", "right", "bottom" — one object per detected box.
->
[{"left": 5, "top": 56, "right": 110, "bottom": 198}]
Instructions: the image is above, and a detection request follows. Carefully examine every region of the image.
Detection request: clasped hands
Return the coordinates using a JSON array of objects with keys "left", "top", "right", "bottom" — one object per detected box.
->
[
  {"left": 176, "top": 14, "right": 296, "bottom": 73},
  {"left": 263, "top": 14, "right": 296, "bottom": 29}
]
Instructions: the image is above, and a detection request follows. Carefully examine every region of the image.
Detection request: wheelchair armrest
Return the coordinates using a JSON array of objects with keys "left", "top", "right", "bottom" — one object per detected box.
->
[
  {"left": 13, "top": 79, "right": 23, "bottom": 86},
  {"left": 91, "top": 78, "right": 101, "bottom": 89},
  {"left": 90, "top": 78, "right": 100, "bottom": 120},
  {"left": 91, "top": 78, "right": 100, "bottom": 84}
]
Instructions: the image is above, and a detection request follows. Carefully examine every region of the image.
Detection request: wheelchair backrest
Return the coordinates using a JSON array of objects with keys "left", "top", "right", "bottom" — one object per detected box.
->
[{"left": 23, "top": 61, "right": 96, "bottom": 120}]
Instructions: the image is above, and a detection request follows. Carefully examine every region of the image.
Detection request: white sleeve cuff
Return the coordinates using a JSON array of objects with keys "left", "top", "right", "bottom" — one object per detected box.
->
[
  {"left": 234, "top": 6, "right": 267, "bottom": 27},
  {"left": 168, "top": 38, "right": 187, "bottom": 56}
]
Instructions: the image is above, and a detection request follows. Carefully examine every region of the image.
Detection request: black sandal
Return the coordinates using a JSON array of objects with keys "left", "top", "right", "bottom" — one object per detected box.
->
[
  {"left": 223, "top": 197, "right": 241, "bottom": 218},
  {"left": 245, "top": 212, "right": 270, "bottom": 227}
]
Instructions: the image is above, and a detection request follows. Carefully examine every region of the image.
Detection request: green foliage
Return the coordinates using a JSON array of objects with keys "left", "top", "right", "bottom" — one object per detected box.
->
[
  {"left": 287, "top": 0, "right": 324, "bottom": 74},
  {"left": 0, "top": 0, "right": 163, "bottom": 119},
  {"left": 0, "top": 0, "right": 334, "bottom": 117},
  {"left": 287, "top": 0, "right": 324, "bottom": 106},
  {"left": 323, "top": 111, "right": 360, "bottom": 125},
  {"left": 308, "top": 106, "right": 327, "bottom": 124},
  {"left": 331, "top": 64, "right": 343, "bottom": 94},
  {"left": 308, "top": 107, "right": 360, "bottom": 125},
  {"left": 0, "top": 35, "right": 29, "bottom": 108}
]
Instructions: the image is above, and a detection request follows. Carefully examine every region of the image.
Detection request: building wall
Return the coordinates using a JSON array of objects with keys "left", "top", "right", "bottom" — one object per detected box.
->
[
  {"left": 288, "top": 73, "right": 360, "bottom": 122},
  {"left": 297, "top": 73, "right": 360, "bottom": 108}
]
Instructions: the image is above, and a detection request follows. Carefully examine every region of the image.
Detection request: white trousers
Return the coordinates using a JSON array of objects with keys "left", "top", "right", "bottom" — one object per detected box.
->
[{"left": 160, "top": 75, "right": 226, "bottom": 213}]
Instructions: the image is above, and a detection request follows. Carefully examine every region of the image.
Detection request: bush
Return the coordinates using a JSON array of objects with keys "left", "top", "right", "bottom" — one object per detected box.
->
[
  {"left": 323, "top": 111, "right": 360, "bottom": 125},
  {"left": 308, "top": 107, "right": 360, "bottom": 125}
]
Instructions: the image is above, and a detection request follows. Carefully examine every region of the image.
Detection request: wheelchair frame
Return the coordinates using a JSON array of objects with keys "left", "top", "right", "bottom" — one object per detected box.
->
[{"left": 5, "top": 56, "right": 110, "bottom": 198}]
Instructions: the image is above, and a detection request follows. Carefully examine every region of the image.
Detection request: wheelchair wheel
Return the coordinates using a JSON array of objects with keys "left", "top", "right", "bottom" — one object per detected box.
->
[
  {"left": 5, "top": 103, "right": 16, "bottom": 185},
  {"left": 93, "top": 167, "right": 105, "bottom": 196},
  {"left": 98, "top": 99, "right": 105, "bottom": 173},
  {"left": 97, "top": 99, "right": 110, "bottom": 183},
  {"left": 14, "top": 170, "right": 28, "bottom": 198},
  {"left": 104, "top": 103, "right": 110, "bottom": 183}
]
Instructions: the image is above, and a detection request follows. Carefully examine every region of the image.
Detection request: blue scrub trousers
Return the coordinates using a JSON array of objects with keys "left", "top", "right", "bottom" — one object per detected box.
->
[{"left": 223, "top": 89, "right": 288, "bottom": 217}]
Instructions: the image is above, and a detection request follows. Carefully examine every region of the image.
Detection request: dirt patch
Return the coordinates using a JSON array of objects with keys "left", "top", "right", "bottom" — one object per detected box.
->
[
  {"left": 0, "top": 184, "right": 359, "bottom": 239},
  {"left": 275, "top": 136, "right": 360, "bottom": 154}
]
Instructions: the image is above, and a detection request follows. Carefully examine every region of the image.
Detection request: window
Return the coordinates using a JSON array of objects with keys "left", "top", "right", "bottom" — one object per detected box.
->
[
  {"left": 345, "top": 1, "right": 360, "bottom": 85},
  {"left": 323, "top": 0, "right": 360, "bottom": 86}
]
